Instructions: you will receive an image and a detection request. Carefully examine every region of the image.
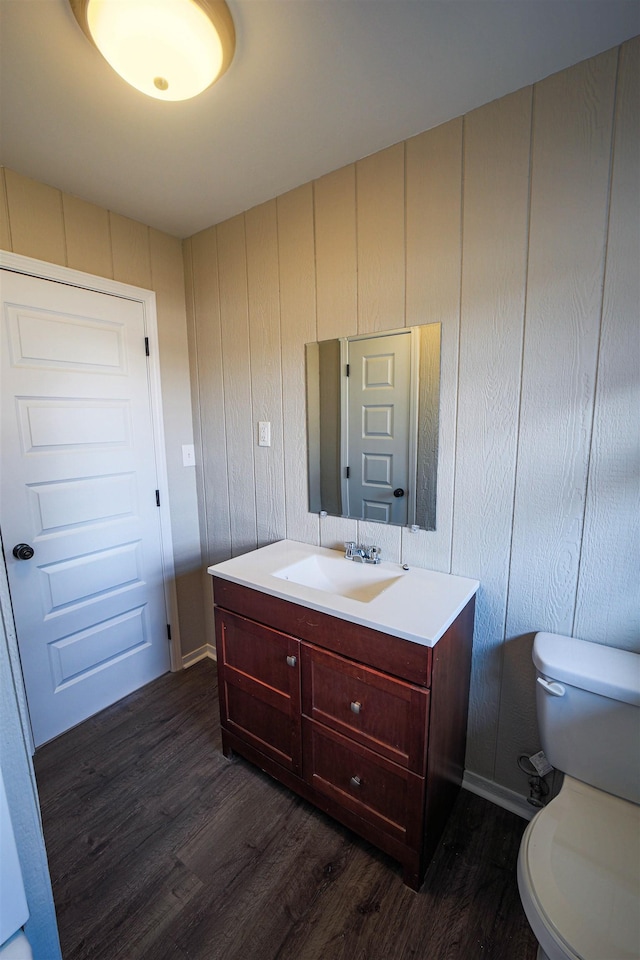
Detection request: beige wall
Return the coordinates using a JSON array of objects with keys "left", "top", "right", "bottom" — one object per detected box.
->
[
  {"left": 184, "top": 38, "right": 639, "bottom": 797},
  {"left": 0, "top": 168, "right": 205, "bottom": 658}
]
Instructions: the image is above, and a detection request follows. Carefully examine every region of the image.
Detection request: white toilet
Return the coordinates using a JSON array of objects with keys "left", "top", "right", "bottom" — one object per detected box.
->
[{"left": 517, "top": 632, "right": 640, "bottom": 960}]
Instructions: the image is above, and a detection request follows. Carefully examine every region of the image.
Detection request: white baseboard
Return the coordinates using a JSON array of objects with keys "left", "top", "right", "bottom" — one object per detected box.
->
[
  {"left": 462, "top": 770, "right": 536, "bottom": 821},
  {"left": 182, "top": 644, "right": 217, "bottom": 668}
]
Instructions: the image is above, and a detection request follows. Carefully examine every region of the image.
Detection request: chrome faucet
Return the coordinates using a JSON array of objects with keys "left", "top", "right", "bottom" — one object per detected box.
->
[{"left": 344, "top": 542, "right": 382, "bottom": 564}]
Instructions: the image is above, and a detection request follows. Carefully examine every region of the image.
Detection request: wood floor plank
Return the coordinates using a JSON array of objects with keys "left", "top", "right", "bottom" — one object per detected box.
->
[
  {"left": 34, "top": 661, "right": 537, "bottom": 960},
  {"left": 178, "top": 797, "right": 362, "bottom": 957}
]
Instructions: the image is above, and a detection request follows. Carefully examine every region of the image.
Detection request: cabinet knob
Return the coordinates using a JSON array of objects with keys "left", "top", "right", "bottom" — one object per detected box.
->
[
  {"left": 286, "top": 655, "right": 297, "bottom": 668},
  {"left": 350, "top": 700, "right": 362, "bottom": 715},
  {"left": 350, "top": 775, "right": 362, "bottom": 788}
]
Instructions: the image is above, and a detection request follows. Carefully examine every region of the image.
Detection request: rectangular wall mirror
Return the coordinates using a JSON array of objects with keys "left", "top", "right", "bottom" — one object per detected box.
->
[{"left": 306, "top": 322, "right": 441, "bottom": 531}]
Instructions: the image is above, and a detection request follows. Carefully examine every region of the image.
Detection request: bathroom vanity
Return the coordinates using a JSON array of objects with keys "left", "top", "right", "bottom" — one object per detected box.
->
[{"left": 209, "top": 540, "right": 478, "bottom": 890}]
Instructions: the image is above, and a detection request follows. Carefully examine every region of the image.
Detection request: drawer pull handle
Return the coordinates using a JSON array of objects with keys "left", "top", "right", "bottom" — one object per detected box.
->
[
  {"left": 350, "top": 776, "right": 362, "bottom": 788},
  {"left": 286, "top": 655, "right": 297, "bottom": 668},
  {"left": 350, "top": 700, "right": 362, "bottom": 715}
]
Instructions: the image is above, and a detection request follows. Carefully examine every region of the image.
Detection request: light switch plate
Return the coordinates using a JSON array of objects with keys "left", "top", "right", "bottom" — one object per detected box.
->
[{"left": 182, "top": 444, "right": 196, "bottom": 466}]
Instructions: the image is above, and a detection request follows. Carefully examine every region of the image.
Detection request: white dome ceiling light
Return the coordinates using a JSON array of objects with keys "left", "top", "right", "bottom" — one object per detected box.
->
[{"left": 69, "top": 0, "right": 235, "bottom": 101}]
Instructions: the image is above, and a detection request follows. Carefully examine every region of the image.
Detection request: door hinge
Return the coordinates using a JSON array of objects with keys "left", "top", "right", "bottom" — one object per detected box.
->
[
  {"left": 346, "top": 466, "right": 350, "bottom": 479},
  {"left": 167, "top": 623, "right": 172, "bottom": 641},
  {"left": 145, "top": 337, "right": 150, "bottom": 356},
  {"left": 345, "top": 363, "right": 350, "bottom": 377},
  {"left": 155, "top": 489, "right": 160, "bottom": 507}
]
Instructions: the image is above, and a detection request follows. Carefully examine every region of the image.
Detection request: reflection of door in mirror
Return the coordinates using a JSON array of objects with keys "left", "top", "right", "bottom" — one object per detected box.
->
[
  {"left": 306, "top": 321, "right": 440, "bottom": 531},
  {"left": 346, "top": 332, "right": 412, "bottom": 524}
]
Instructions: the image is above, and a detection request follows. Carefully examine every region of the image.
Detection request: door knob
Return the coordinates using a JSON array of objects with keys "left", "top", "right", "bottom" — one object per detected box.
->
[
  {"left": 393, "top": 488, "right": 405, "bottom": 498},
  {"left": 13, "top": 543, "right": 34, "bottom": 561}
]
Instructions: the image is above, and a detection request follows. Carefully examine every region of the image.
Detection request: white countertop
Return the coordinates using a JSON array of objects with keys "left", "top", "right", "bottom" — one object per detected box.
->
[{"left": 208, "top": 539, "right": 479, "bottom": 648}]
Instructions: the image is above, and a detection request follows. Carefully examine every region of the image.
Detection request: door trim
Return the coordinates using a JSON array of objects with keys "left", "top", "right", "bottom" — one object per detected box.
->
[{"left": 0, "top": 250, "right": 182, "bottom": 704}]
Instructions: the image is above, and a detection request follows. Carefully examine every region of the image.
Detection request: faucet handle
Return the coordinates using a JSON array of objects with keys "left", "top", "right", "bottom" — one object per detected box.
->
[
  {"left": 369, "top": 545, "right": 381, "bottom": 562},
  {"left": 344, "top": 541, "right": 356, "bottom": 559}
]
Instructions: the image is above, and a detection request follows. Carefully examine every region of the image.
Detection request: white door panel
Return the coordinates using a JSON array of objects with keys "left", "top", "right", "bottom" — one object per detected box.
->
[
  {"left": 347, "top": 332, "right": 411, "bottom": 525},
  {"left": 6, "top": 304, "right": 126, "bottom": 371},
  {"left": 1, "top": 269, "right": 170, "bottom": 746}
]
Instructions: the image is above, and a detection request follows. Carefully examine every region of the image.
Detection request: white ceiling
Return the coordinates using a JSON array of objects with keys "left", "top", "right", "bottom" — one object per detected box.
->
[{"left": 1, "top": 1, "right": 638, "bottom": 238}]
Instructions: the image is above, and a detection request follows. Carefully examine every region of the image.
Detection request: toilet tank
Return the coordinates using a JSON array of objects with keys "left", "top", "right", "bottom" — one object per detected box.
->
[{"left": 533, "top": 633, "right": 640, "bottom": 805}]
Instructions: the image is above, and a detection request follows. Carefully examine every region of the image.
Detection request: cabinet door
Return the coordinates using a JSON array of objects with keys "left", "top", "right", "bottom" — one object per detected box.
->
[
  {"left": 216, "top": 609, "right": 301, "bottom": 774},
  {"left": 301, "top": 644, "right": 429, "bottom": 773}
]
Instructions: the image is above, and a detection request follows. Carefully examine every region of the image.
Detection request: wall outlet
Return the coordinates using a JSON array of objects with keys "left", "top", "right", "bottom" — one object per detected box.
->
[
  {"left": 529, "top": 750, "right": 553, "bottom": 777},
  {"left": 258, "top": 421, "right": 271, "bottom": 447}
]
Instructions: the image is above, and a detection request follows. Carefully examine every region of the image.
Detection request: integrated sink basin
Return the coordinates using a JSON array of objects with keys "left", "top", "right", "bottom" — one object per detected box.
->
[
  {"left": 274, "top": 552, "right": 403, "bottom": 603},
  {"left": 208, "top": 539, "right": 480, "bottom": 647}
]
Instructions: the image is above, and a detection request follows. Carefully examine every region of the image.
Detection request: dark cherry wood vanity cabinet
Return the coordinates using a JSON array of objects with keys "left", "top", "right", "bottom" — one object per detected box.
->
[{"left": 213, "top": 576, "right": 475, "bottom": 890}]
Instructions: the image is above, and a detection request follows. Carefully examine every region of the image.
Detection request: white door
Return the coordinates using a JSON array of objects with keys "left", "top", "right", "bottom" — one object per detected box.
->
[
  {"left": 0, "top": 269, "right": 171, "bottom": 746},
  {"left": 346, "top": 331, "right": 412, "bottom": 525}
]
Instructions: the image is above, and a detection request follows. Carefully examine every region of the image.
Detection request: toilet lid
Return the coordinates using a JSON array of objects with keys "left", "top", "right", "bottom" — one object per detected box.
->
[{"left": 524, "top": 777, "right": 640, "bottom": 960}]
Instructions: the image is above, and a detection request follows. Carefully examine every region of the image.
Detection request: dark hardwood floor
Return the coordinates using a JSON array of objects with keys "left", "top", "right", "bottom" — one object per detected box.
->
[{"left": 34, "top": 660, "right": 537, "bottom": 960}]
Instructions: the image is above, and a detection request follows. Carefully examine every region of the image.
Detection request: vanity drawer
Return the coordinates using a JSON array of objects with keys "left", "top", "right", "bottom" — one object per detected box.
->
[
  {"left": 301, "top": 644, "right": 429, "bottom": 774},
  {"left": 212, "top": 577, "right": 433, "bottom": 686},
  {"left": 217, "top": 609, "right": 300, "bottom": 695},
  {"left": 302, "top": 719, "right": 424, "bottom": 846}
]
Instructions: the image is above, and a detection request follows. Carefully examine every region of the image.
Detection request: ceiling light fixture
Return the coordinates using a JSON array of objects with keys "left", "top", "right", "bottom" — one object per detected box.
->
[{"left": 69, "top": 0, "right": 235, "bottom": 101}]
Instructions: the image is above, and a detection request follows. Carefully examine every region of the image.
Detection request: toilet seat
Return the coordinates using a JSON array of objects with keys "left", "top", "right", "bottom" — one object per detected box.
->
[{"left": 518, "top": 776, "right": 640, "bottom": 960}]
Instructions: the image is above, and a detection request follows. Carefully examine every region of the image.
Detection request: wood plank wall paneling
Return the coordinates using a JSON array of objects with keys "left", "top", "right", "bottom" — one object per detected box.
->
[
  {"left": 496, "top": 49, "right": 619, "bottom": 788},
  {"left": 357, "top": 516, "right": 401, "bottom": 563},
  {"left": 452, "top": 88, "right": 532, "bottom": 780},
  {"left": 405, "top": 119, "right": 463, "bottom": 329},
  {"left": 63, "top": 194, "right": 113, "bottom": 277},
  {"left": 356, "top": 144, "right": 406, "bottom": 334},
  {"left": 184, "top": 40, "right": 639, "bottom": 798},
  {"left": 277, "top": 184, "right": 320, "bottom": 546},
  {"left": 217, "top": 215, "right": 258, "bottom": 556},
  {"left": 314, "top": 164, "right": 358, "bottom": 342},
  {"left": 4, "top": 169, "right": 67, "bottom": 264},
  {"left": 183, "top": 233, "right": 222, "bottom": 650},
  {"left": 109, "top": 212, "right": 152, "bottom": 287},
  {"left": 403, "top": 119, "right": 463, "bottom": 575},
  {"left": 1, "top": 169, "right": 203, "bottom": 659},
  {"left": 188, "top": 228, "right": 232, "bottom": 566},
  {"left": 318, "top": 511, "right": 359, "bottom": 553},
  {"left": 245, "top": 201, "right": 287, "bottom": 548},
  {"left": 0, "top": 169, "right": 12, "bottom": 250},
  {"left": 574, "top": 37, "right": 640, "bottom": 648}
]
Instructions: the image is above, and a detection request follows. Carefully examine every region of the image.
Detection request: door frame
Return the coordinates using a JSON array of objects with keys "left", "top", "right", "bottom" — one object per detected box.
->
[{"left": 0, "top": 250, "right": 182, "bottom": 749}]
